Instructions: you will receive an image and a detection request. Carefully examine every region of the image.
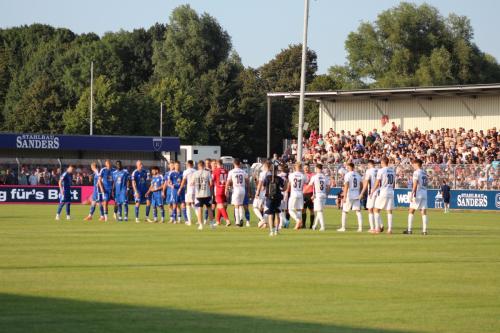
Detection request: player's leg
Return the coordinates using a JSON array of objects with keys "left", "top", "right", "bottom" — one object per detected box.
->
[
  {"left": 338, "top": 200, "right": 350, "bottom": 232},
  {"left": 367, "top": 208, "right": 374, "bottom": 231},
  {"left": 244, "top": 205, "right": 250, "bottom": 227},
  {"left": 316, "top": 198, "right": 326, "bottom": 231},
  {"left": 405, "top": 208, "right": 415, "bottom": 234},
  {"left": 373, "top": 208, "right": 381, "bottom": 233},
  {"left": 353, "top": 199, "right": 362, "bottom": 232},
  {"left": 387, "top": 209, "right": 393, "bottom": 233},
  {"left": 117, "top": 202, "right": 122, "bottom": 221},
  {"left": 421, "top": 208, "right": 428, "bottom": 234},
  {"left": 84, "top": 200, "right": 97, "bottom": 221}
]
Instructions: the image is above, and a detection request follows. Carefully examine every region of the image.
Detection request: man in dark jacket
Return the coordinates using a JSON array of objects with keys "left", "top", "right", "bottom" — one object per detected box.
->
[{"left": 440, "top": 180, "right": 451, "bottom": 213}]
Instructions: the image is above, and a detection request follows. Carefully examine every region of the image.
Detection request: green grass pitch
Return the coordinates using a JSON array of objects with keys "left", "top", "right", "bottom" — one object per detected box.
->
[{"left": 0, "top": 204, "right": 499, "bottom": 333}]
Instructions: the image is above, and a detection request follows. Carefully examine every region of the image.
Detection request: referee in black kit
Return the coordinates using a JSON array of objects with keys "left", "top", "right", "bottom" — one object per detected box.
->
[{"left": 440, "top": 180, "right": 451, "bottom": 213}]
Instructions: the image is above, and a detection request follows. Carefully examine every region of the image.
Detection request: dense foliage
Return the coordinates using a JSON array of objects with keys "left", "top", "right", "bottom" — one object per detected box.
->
[{"left": 0, "top": 3, "right": 499, "bottom": 158}]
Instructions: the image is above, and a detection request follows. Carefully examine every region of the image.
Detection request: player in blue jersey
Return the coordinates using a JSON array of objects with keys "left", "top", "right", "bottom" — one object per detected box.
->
[
  {"left": 55, "top": 165, "right": 75, "bottom": 221},
  {"left": 84, "top": 162, "right": 105, "bottom": 221},
  {"left": 166, "top": 161, "right": 184, "bottom": 223},
  {"left": 131, "top": 160, "right": 150, "bottom": 223},
  {"left": 146, "top": 166, "right": 165, "bottom": 223},
  {"left": 164, "top": 161, "right": 175, "bottom": 222},
  {"left": 112, "top": 161, "right": 130, "bottom": 221},
  {"left": 98, "top": 159, "right": 115, "bottom": 221}
]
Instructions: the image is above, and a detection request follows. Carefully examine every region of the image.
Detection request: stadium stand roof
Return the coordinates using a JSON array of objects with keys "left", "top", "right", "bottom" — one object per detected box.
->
[{"left": 267, "top": 83, "right": 500, "bottom": 100}]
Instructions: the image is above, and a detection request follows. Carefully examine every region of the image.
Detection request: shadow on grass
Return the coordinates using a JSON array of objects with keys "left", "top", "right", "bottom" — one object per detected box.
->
[{"left": 0, "top": 293, "right": 411, "bottom": 333}]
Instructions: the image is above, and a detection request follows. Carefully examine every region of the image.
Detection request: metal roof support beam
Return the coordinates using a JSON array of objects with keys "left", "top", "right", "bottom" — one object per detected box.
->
[
  {"left": 460, "top": 97, "right": 476, "bottom": 118},
  {"left": 267, "top": 96, "right": 272, "bottom": 158},
  {"left": 414, "top": 98, "right": 432, "bottom": 120},
  {"left": 372, "top": 100, "right": 385, "bottom": 116}
]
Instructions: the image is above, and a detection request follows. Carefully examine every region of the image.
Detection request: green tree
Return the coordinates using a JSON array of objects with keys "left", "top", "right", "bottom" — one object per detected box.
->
[{"left": 341, "top": 2, "right": 500, "bottom": 87}]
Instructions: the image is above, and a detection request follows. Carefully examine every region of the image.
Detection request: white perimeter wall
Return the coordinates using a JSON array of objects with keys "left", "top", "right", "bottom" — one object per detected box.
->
[{"left": 319, "top": 94, "right": 500, "bottom": 133}]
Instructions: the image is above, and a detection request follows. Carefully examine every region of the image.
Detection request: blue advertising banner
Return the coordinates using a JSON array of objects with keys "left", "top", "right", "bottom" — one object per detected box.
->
[
  {"left": 326, "top": 187, "right": 500, "bottom": 211},
  {"left": 0, "top": 133, "right": 180, "bottom": 152}
]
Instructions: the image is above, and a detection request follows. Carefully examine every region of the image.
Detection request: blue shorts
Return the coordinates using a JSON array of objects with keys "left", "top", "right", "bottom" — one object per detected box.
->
[
  {"left": 151, "top": 195, "right": 163, "bottom": 207},
  {"left": 92, "top": 190, "right": 102, "bottom": 202},
  {"left": 102, "top": 189, "right": 113, "bottom": 202},
  {"left": 169, "top": 188, "right": 185, "bottom": 204},
  {"left": 115, "top": 191, "right": 128, "bottom": 204},
  {"left": 134, "top": 191, "right": 148, "bottom": 204},
  {"left": 59, "top": 191, "right": 72, "bottom": 203}
]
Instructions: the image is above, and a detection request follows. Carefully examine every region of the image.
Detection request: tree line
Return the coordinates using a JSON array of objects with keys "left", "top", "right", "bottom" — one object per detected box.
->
[{"left": 1, "top": 2, "right": 499, "bottom": 158}]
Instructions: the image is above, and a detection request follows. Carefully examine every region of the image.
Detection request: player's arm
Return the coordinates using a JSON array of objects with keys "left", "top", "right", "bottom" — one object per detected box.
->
[
  {"left": 342, "top": 178, "right": 349, "bottom": 203},
  {"left": 286, "top": 177, "right": 291, "bottom": 194},
  {"left": 132, "top": 172, "right": 138, "bottom": 195},
  {"left": 98, "top": 170, "right": 105, "bottom": 193},
  {"left": 225, "top": 173, "right": 232, "bottom": 196},
  {"left": 359, "top": 176, "right": 369, "bottom": 199},
  {"left": 411, "top": 177, "right": 418, "bottom": 199},
  {"left": 58, "top": 176, "right": 63, "bottom": 192},
  {"left": 178, "top": 175, "right": 187, "bottom": 194}
]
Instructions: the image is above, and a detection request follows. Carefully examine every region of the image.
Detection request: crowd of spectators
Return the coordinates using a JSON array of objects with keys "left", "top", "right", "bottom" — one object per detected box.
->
[
  {"left": 282, "top": 126, "right": 499, "bottom": 189},
  {"left": 0, "top": 165, "right": 94, "bottom": 186}
]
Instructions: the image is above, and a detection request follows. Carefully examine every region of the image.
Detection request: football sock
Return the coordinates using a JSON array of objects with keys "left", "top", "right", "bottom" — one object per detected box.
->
[
  {"left": 145, "top": 205, "right": 150, "bottom": 217},
  {"left": 310, "top": 213, "right": 315, "bottom": 228},
  {"left": 341, "top": 211, "right": 347, "bottom": 229},
  {"left": 387, "top": 213, "right": 393, "bottom": 231},
  {"left": 234, "top": 207, "right": 240, "bottom": 224},
  {"left": 245, "top": 209, "right": 250, "bottom": 221},
  {"left": 89, "top": 205, "right": 96, "bottom": 216},
  {"left": 182, "top": 208, "right": 187, "bottom": 221},
  {"left": 118, "top": 204, "right": 122, "bottom": 218},
  {"left": 124, "top": 203, "right": 128, "bottom": 218},
  {"left": 153, "top": 207, "right": 158, "bottom": 219},
  {"left": 253, "top": 206, "right": 263, "bottom": 221},
  {"left": 408, "top": 213, "right": 414, "bottom": 231},
  {"left": 374, "top": 212, "right": 380, "bottom": 229},
  {"left": 57, "top": 203, "right": 64, "bottom": 215},
  {"left": 368, "top": 213, "right": 374, "bottom": 230},
  {"left": 221, "top": 207, "right": 229, "bottom": 220},
  {"left": 355, "top": 211, "right": 363, "bottom": 229},
  {"left": 204, "top": 209, "right": 208, "bottom": 220},
  {"left": 99, "top": 205, "right": 104, "bottom": 217},
  {"left": 289, "top": 209, "right": 299, "bottom": 223},
  {"left": 317, "top": 211, "right": 325, "bottom": 229},
  {"left": 302, "top": 211, "right": 307, "bottom": 225},
  {"left": 135, "top": 206, "right": 139, "bottom": 218},
  {"left": 172, "top": 209, "right": 177, "bottom": 220},
  {"left": 186, "top": 205, "right": 192, "bottom": 223},
  {"left": 160, "top": 207, "right": 165, "bottom": 219},
  {"left": 239, "top": 207, "right": 245, "bottom": 224},
  {"left": 216, "top": 209, "right": 221, "bottom": 223},
  {"left": 66, "top": 203, "right": 71, "bottom": 216},
  {"left": 422, "top": 215, "right": 428, "bottom": 232}
]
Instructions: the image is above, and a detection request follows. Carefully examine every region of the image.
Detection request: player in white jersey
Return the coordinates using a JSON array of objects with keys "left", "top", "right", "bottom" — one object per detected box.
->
[
  {"left": 371, "top": 157, "right": 395, "bottom": 234},
  {"left": 287, "top": 163, "right": 307, "bottom": 229},
  {"left": 359, "top": 160, "right": 378, "bottom": 232},
  {"left": 178, "top": 160, "right": 196, "bottom": 226},
  {"left": 253, "top": 161, "right": 271, "bottom": 228},
  {"left": 338, "top": 163, "right": 363, "bottom": 232},
  {"left": 309, "top": 164, "right": 330, "bottom": 231},
  {"left": 226, "top": 158, "right": 249, "bottom": 226},
  {"left": 405, "top": 159, "right": 429, "bottom": 235}
]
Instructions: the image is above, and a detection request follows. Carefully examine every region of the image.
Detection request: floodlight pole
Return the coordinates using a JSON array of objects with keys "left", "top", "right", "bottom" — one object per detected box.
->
[
  {"left": 90, "top": 61, "right": 94, "bottom": 135},
  {"left": 160, "top": 102, "right": 163, "bottom": 137},
  {"left": 297, "top": 0, "right": 309, "bottom": 161}
]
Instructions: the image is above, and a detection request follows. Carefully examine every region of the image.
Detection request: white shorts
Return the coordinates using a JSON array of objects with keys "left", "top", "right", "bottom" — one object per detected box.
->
[
  {"left": 366, "top": 193, "right": 378, "bottom": 209},
  {"left": 314, "top": 196, "right": 327, "bottom": 212},
  {"left": 410, "top": 196, "right": 427, "bottom": 210},
  {"left": 288, "top": 196, "right": 304, "bottom": 210},
  {"left": 231, "top": 190, "right": 245, "bottom": 206},
  {"left": 343, "top": 197, "right": 360, "bottom": 212},
  {"left": 185, "top": 191, "right": 195, "bottom": 204},
  {"left": 375, "top": 195, "right": 394, "bottom": 210}
]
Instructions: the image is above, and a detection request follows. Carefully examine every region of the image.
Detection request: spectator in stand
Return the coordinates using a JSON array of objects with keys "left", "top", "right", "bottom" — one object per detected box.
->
[{"left": 29, "top": 170, "right": 38, "bottom": 186}]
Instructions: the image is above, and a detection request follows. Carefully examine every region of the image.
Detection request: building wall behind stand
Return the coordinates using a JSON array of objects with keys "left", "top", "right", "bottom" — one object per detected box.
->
[{"left": 319, "top": 94, "right": 500, "bottom": 133}]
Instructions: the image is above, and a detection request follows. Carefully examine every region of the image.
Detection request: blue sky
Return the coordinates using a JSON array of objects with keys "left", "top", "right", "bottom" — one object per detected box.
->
[{"left": 1, "top": 0, "right": 499, "bottom": 74}]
